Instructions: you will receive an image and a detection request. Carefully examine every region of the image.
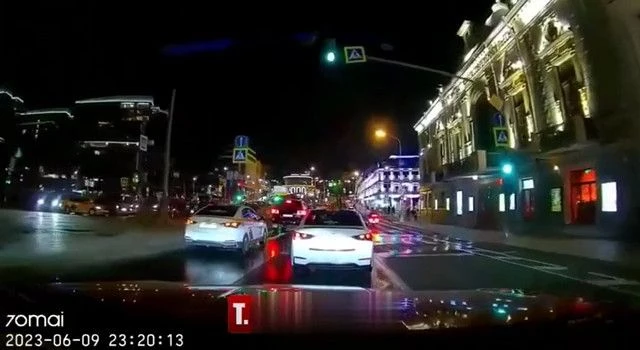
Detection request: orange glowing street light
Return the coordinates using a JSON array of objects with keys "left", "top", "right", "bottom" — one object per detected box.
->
[
  {"left": 374, "top": 129, "right": 387, "bottom": 138},
  {"left": 373, "top": 129, "right": 402, "bottom": 155}
]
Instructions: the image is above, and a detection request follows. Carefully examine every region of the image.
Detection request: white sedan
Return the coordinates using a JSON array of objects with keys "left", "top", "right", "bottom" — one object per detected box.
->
[
  {"left": 184, "top": 204, "right": 268, "bottom": 254},
  {"left": 291, "top": 209, "right": 374, "bottom": 272}
]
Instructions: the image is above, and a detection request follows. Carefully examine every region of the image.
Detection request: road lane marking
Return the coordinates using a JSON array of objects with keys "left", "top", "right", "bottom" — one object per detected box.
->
[
  {"left": 385, "top": 253, "right": 473, "bottom": 258},
  {"left": 466, "top": 248, "right": 640, "bottom": 298},
  {"left": 373, "top": 254, "right": 411, "bottom": 291},
  {"left": 586, "top": 272, "right": 640, "bottom": 287}
]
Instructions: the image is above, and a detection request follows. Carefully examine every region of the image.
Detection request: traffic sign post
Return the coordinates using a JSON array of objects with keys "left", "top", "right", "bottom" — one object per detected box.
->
[
  {"left": 344, "top": 46, "right": 367, "bottom": 64},
  {"left": 493, "top": 127, "right": 510, "bottom": 148},
  {"left": 232, "top": 148, "right": 248, "bottom": 163},
  {"left": 234, "top": 135, "right": 250, "bottom": 149}
]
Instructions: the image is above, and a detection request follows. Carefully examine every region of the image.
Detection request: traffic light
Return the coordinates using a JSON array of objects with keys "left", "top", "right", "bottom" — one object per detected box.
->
[
  {"left": 325, "top": 51, "right": 336, "bottom": 62},
  {"left": 322, "top": 38, "right": 339, "bottom": 64},
  {"left": 501, "top": 163, "right": 513, "bottom": 175}
]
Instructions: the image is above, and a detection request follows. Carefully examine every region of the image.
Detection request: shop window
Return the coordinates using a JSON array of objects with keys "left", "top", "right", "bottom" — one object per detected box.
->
[{"left": 601, "top": 182, "right": 617, "bottom": 212}]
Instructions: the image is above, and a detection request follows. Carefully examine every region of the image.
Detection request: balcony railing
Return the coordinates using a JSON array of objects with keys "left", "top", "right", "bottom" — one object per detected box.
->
[{"left": 536, "top": 122, "right": 574, "bottom": 152}]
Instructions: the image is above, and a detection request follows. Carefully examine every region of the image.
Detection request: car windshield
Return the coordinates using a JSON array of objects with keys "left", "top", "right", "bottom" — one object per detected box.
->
[
  {"left": 303, "top": 210, "right": 364, "bottom": 228},
  {"left": 195, "top": 205, "right": 238, "bottom": 217}
]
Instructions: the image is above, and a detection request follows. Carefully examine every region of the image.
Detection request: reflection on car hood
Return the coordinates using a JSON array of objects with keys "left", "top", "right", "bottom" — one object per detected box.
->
[{"left": 36, "top": 281, "right": 626, "bottom": 332}]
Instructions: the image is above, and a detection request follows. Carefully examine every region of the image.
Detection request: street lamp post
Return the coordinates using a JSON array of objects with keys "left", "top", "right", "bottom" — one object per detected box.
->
[
  {"left": 160, "top": 89, "right": 177, "bottom": 218},
  {"left": 374, "top": 129, "right": 403, "bottom": 155}
]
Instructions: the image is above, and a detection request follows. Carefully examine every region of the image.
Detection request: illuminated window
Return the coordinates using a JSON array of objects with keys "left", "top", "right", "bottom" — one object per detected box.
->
[
  {"left": 499, "top": 193, "right": 506, "bottom": 212},
  {"left": 601, "top": 182, "right": 617, "bottom": 212},
  {"left": 445, "top": 198, "right": 450, "bottom": 211},
  {"left": 509, "top": 193, "right": 516, "bottom": 210},
  {"left": 434, "top": 199, "right": 438, "bottom": 210},
  {"left": 456, "top": 191, "right": 463, "bottom": 215},
  {"left": 468, "top": 196, "right": 474, "bottom": 212},
  {"left": 550, "top": 188, "right": 562, "bottom": 212},
  {"left": 522, "top": 178, "right": 534, "bottom": 189}
]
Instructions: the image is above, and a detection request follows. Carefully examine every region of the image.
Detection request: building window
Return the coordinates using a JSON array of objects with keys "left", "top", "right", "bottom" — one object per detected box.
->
[
  {"left": 456, "top": 191, "right": 463, "bottom": 215},
  {"left": 445, "top": 197, "right": 450, "bottom": 211},
  {"left": 468, "top": 196, "right": 474, "bottom": 212},
  {"left": 499, "top": 193, "right": 506, "bottom": 212},
  {"left": 550, "top": 188, "right": 562, "bottom": 212},
  {"left": 601, "top": 182, "right": 617, "bottom": 212}
]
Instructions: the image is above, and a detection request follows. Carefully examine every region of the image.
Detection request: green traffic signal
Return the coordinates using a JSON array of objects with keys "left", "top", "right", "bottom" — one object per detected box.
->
[
  {"left": 326, "top": 51, "right": 336, "bottom": 62},
  {"left": 501, "top": 163, "right": 513, "bottom": 175}
]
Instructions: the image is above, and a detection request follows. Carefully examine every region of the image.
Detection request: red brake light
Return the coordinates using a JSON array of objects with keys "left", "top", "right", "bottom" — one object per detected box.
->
[
  {"left": 296, "top": 209, "right": 307, "bottom": 216},
  {"left": 223, "top": 222, "right": 241, "bottom": 228},
  {"left": 271, "top": 208, "right": 279, "bottom": 214},
  {"left": 285, "top": 200, "right": 292, "bottom": 204},
  {"left": 293, "top": 231, "right": 314, "bottom": 240},
  {"left": 353, "top": 231, "right": 374, "bottom": 241}
]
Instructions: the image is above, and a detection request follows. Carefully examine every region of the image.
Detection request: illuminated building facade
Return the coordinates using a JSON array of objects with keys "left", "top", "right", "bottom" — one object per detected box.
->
[
  {"left": 413, "top": 0, "right": 640, "bottom": 236},
  {"left": 356, "top": 155, "right": 421, "bottom": 210}
]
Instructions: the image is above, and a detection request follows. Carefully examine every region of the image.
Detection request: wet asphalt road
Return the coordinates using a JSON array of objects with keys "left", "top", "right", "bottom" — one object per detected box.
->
[{"left": 2, "top": 209, "right": 640, "bottom": 306}]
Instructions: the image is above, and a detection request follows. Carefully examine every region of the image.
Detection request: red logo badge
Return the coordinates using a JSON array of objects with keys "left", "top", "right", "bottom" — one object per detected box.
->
[{"left": 227, "top": 294, "right": 252, "bottom": 333}]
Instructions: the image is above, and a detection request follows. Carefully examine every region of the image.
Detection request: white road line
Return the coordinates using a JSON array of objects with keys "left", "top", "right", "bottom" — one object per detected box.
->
[
  {"left": 586, "top": 272, "right": 640, "bottom": 287},
  {"left": 373, "top": 254, "right": 411, "bottom": 291},
  {"left": 466, "top": 248, "right": 640, "bottom": 298},
  {"left": 387, "top": 253, "right": 473, "bottom": 258}
]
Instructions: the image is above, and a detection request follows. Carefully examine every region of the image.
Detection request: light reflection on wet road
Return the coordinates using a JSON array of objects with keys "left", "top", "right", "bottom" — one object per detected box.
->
[{"left": 2, "top": 210, "right": 640, "bottom": 305}]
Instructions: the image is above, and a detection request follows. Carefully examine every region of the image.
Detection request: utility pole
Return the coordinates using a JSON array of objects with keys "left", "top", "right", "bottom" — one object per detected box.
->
[{"left": 160, "top": 89, "right": 176, "bottom": 218}]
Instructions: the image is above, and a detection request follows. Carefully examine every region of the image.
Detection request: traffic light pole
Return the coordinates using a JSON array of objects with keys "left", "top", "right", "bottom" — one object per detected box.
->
[{"left": 366, "top": 56, "right": 478, "bottom": 85}]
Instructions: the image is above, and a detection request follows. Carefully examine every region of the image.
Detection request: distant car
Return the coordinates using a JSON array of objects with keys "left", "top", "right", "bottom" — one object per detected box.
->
[
  {"left": 269, "top": 198, "right": 308, "bottom": 227},
  {"left": 367, "top": 212, "right": 381, "bottom": 224},
  {"left": 291, "top": 209, "right": 374, "bottom": 273},
  {"left": 184, "top": 204, "right": 267, "bottom": 255}
]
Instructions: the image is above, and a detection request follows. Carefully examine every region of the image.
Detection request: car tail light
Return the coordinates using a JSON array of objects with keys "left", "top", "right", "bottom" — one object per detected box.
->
[
  {"left": 296, "top": 210, "right": 307, "bottom": 216},
  {"left": 293, "top": 231, "right": 314, "bottom": 240},
  {"left": 271, "top": 208, "right": 279, "bottom": 214},
  {"left": 353, "top": 231, "right": 375, "bottom": 241},
  {"left": 186, "top": 219, "right": 196, "bottom": 225},
  {"left": 223, "top": 222, "right": 241, "bottom": 228},
  {"left": 285, "top": 200, "right": 292, "bottom": 204}
]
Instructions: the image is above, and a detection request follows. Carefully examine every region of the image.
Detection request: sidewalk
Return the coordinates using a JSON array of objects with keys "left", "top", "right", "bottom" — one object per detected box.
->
[{"left": 392, "top": 218, "right": 640, "bottom": 268}]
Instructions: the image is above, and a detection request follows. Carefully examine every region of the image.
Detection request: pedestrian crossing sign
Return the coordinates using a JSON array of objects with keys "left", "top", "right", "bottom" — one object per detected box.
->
[
  {"left": 232, "top": 148, "right": 247, "bottom": 163},
  {"left": 344, "top": 46, "right": 367, "bottom": 64},
  {"left": 493, "top": 127, "right": 509, "bottom": 148}
]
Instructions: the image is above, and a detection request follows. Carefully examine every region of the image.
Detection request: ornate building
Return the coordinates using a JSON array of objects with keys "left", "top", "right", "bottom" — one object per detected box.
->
[{"left": 413, "top": 0, "right": 640, "bottom": 237}]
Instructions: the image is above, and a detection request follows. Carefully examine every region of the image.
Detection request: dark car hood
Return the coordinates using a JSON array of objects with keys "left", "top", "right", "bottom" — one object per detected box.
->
[{"left": 2, "top": 281, "right": 627, "bottom": 333}]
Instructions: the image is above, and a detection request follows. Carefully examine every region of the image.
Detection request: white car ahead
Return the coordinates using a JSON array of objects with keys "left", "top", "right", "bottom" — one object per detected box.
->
[
  {"left": 291, "top": 209, "right": 374, "bottom": 272},
  {"left": 185, "top": 204, "right": 268, "bottom": 254}
]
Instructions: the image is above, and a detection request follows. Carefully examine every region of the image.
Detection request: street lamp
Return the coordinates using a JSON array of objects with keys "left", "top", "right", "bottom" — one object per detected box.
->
[
  {"left": 374, "top": 128, "right": 402, "bottom": 155},
  {"left": 310, "top": 166, "right": 316, "bottom": 172},
  {"left": 353, "top": 171, "right": 360, "bottom": 177}
]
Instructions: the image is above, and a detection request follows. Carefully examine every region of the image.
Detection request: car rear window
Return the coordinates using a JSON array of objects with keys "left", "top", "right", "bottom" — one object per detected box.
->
[
  {"left": 196, "top": 205, "right": 238, "bottom": 217},
  {"left": 277, "top": 200, "right": 303, "bottom": 211},
  {"left": 302, "top": 210, "right": 364, "bottom": 227}
]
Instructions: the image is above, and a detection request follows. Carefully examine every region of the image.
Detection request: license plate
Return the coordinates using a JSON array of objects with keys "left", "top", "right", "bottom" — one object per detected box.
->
[
  {"left": 282, "top": 214, "right": 293, "bottom": 218},
  {"left": 200, "top": 223, "right": 218, "bottom": 228}
]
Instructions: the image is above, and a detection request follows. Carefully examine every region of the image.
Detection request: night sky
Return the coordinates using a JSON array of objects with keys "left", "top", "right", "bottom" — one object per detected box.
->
[{"left": 3, "top": 2, "right": 494, "bottom": 179}]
